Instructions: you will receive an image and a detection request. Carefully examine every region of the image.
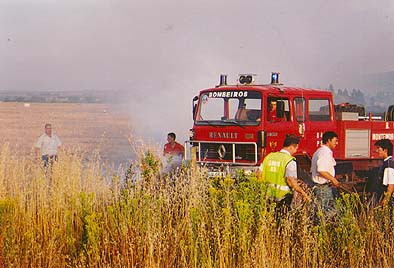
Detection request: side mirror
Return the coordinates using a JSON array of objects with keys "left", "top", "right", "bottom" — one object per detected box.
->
[
  {"left": 192, "top": 96, "right": 198, "bottom": 120},
  {"left": 276, "top": 100, "right": 285, "bottom": 118}
]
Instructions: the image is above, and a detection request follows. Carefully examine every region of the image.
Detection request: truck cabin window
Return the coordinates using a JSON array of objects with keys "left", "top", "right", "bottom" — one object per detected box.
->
[
  {"left": 294, "top": 97, "right": 306, "bottom": 122},
  {"left": 196, "top": 91, "right": 262, "bottom": 126},
  {"left": 309, "top": 99, "right": 330, "bottom": 121},
  {"left": 267, "top": 97, "right": 290, "bottom": 122}
]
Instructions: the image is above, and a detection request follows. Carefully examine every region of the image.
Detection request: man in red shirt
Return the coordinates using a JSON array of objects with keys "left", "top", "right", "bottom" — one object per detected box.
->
[
  {"left": 267, "top": 100, "right": 286, "bottom": 122},
  {"left": 162, "top": 132, "right": 184, "bottom": 174},
  {"left": 163, "top": 132, "right": 184, "bottom": 157}
]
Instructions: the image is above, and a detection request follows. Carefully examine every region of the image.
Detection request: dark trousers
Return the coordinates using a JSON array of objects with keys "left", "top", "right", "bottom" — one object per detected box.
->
[
  {"left": 267, "top": 194, "right": 293, "bottom": 224},
  {"left": 42, "top": 155, "right": 57, "bottom": 168},
  {"left": 312, "top": 184, "right": 337, "bottom": 224}
]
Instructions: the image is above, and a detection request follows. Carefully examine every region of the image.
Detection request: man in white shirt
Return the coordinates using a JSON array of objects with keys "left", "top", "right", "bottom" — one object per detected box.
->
[
  {"left": 311, "top": 131, "right": 340, "bottom": 220},
  {"left": 374, "top": 139, "right": 394, "bottom": 206},
  {"left": 34, "top": 123, "right": 62, "bottom": 167}
]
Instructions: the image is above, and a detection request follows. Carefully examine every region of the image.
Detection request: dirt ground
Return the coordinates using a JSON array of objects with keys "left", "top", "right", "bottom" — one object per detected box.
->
[{"left": 0, "top": 102, "right": 134, "bottom": 166}]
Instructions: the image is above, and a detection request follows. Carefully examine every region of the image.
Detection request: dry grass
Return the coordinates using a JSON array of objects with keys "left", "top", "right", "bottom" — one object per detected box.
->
[
  {"left": 0, "top": 102, "right": 132, "bottom": 164},
  {"left": 0, "top": 143, "right": 394, "bottom": 267}
]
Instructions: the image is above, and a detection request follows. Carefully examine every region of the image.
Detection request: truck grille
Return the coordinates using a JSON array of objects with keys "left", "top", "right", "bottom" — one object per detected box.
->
[{"left": 195, "top": 142, "right": 258, "bottom": 165}]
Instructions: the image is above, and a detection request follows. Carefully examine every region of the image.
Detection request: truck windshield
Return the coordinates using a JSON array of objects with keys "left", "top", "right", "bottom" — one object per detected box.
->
[{"left": 196, "top": 91, "right": 262, "bottom": 126}]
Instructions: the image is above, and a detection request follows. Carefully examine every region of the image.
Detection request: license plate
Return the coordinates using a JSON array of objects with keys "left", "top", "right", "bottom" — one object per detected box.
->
[{"left": 207, "top": 171, "right": 225, "bottom": 177}]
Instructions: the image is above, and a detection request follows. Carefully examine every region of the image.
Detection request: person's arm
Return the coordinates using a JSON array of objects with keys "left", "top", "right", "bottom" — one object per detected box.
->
[
  {"left": 381, "top": 167, "right": 394, "bottom": 206},
  {"left": 180, "top": 145, "right": 185, "bottom": 158},
  {"left": 285, "top": 160, "right": 310, "bottom": 202},
  {"left": 256, "top": 168, "right": 262, "bottom": 180},
  {"left": 163, "top": 144, "right": 167, "bottom": 156},
  {"left": 286, "top": 176, "right": 310, "bottom": 202},
  {"left": 382, "top": 184, "right": 394, "bottom": 206},
  {"left": 34, "top": 136, "right": 42, "bottom": 159},
  {"left": 57, "top": 142, "right": 62, "bottom": 151},
  {"left": 318, "top": 171, "right": 339, "bottom": 187},
  {"left": 55, "top": 135, "right": 62, "bottom": 150}
]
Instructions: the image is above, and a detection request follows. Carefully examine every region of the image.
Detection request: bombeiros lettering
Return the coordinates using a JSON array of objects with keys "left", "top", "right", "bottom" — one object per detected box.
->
[
  {"left": 208, "top": 91, "right": 248, "bottom": 98},
  {"left": 372, "top": 133, "right": 394, "bottom": 140}
]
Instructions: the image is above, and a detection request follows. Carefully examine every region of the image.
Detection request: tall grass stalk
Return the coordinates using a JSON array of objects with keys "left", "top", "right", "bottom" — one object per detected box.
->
[{"left": 0, "top": 144, "right": 393, "bottom": 267}]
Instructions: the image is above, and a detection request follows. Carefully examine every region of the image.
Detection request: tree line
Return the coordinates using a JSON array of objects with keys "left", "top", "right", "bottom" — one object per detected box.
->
[{"left": 326, "top": 84, "right": 394, "bottom": 112}]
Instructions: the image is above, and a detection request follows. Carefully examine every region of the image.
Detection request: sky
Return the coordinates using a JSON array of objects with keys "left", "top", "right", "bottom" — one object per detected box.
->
[{"left": 1, "top": 0, "right": 394, "bottom": 143}]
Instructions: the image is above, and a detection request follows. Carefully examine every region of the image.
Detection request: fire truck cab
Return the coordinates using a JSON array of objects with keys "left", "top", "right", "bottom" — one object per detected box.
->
[{"left": 189, "top": 73, "right": 394, "bottom": 190}]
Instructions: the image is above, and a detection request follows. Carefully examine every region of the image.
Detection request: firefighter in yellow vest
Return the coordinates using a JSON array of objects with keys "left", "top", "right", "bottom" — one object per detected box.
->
[{"left": 259, "top": 135, "right": 310, "bottom": 213}]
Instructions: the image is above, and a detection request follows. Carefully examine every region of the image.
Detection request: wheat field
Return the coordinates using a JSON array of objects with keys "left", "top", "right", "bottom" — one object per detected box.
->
[{"left": 0, "top": 102, "right": 133, "bottom": 165}]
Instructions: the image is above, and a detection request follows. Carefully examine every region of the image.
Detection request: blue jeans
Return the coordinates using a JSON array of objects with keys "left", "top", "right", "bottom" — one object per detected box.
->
[
  {"left": 42, "top": 155, "right": 57, "bottom": 168},
  {"left": 313, "top": 184, "right": 337, "bottom": 222}
]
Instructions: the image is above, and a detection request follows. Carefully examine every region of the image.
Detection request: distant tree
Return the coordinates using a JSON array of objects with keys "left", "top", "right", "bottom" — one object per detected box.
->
[
  {"left": 342, "top": 88, "right": 350, "bottom": 97},
  {"left": 328, "top": 84, "right": 334, "bottom": 93},
  {"left": 334, "top": 88, "right": 352, "bottom": 104},
  {"left": 350, "top": 89, "right": 366, "bottom": 105}
]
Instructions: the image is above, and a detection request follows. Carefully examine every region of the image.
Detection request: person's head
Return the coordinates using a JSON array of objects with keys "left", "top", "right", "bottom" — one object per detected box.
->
[
  {"left": 44, "top": 123, "right": 52, "bottom": 136},
  {"left": 270, "top": 100, "right": 277, "bottom": 111},
  {"left": 374, "top": 139, "right": 393, "bottom": 158},
  {"left": 167, "top": 132, "right": 176, "bottom": 143},
  {"left": 322, "top": 131, "right": 338, "bottom": 150},
  {"left": 283, "top": 134, "right": 300, "bottom": 155}
]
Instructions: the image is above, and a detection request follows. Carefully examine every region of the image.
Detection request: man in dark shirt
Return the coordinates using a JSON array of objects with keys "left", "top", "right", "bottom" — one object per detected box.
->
[{"left": 374, "top": 139, "right": 394, "bottom": 206}]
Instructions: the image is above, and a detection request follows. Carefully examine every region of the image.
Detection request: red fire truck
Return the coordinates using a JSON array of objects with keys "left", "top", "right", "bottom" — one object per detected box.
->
[{"left": 189, "top": 73, "right": 394, "bottom": 190}]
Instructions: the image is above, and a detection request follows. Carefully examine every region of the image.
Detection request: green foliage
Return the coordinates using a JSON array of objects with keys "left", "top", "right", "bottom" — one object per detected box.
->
[
  {"left": 140, "top": 150, "right": 160, "bottom": 178},
  {"left": 1, "top": 146, "right": 394, "bottom": 267}
]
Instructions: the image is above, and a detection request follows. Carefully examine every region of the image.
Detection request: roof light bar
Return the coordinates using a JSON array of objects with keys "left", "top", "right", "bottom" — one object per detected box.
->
[{"left": 271, "top": 72, "right": 280, "bottom": 84}]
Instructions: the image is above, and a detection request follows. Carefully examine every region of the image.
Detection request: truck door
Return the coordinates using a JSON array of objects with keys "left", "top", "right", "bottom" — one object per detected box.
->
[
  {"left": 294, "top": 97, "right": 306, "bottom": 138},
  {"left": 304, "top": 98, "right": 336, "bottom": 150},
  {"left": 264, "top": 95, "right": 297, "bottom": 154}
]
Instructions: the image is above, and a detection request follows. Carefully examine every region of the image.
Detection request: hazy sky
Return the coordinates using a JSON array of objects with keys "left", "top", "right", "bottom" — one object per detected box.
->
[{"left": 1, "top": 0, "right": 394, "bottom": 142}]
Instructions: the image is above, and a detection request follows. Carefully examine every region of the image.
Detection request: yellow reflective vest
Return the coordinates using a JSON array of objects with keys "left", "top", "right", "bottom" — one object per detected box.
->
[{"left": 261, "top": 152, "right": 294, "bottom": 200}]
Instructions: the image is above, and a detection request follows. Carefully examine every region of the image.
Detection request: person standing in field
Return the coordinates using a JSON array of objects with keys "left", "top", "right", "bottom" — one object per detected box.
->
[
  {"left": 311, "top": 131, "right": 340, "bottom": 221},
  {"left": 374, "top": 139, "right": 394, "bottom": 206},
  {"left": 162, "top": 132, "right": 184, "bottom": 174},
  {"left": 259, "top": 134, "right": 310, "bottom": 216},
  {"left": 34, "top": 123, "right": 62, "bottom": 167}
]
